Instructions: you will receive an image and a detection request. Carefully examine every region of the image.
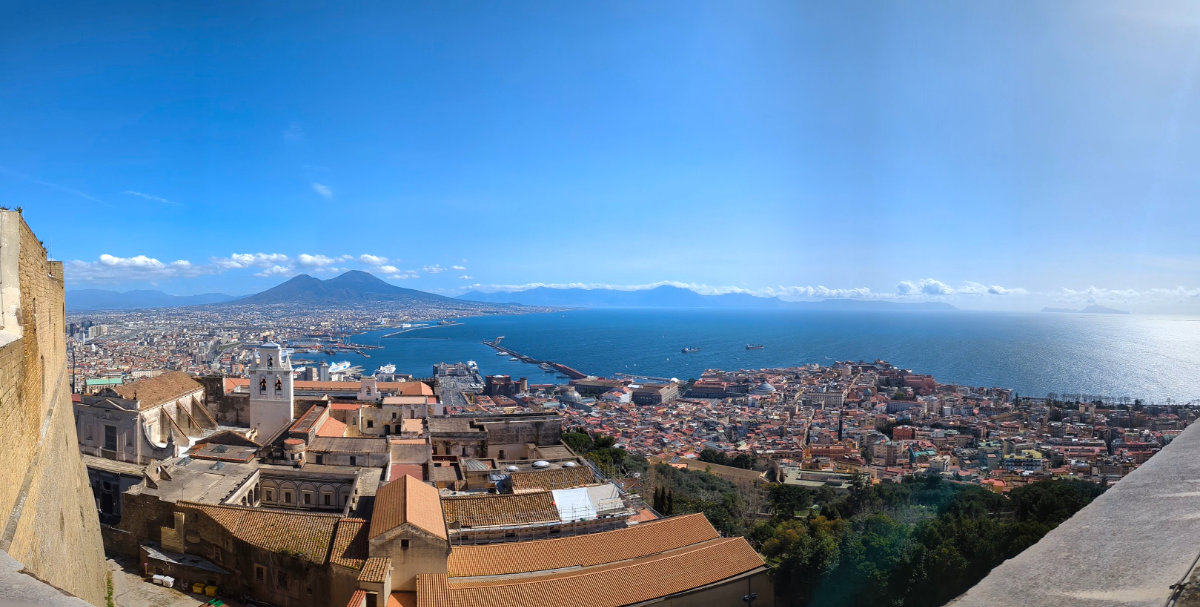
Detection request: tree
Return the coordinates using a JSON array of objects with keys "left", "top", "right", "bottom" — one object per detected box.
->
[
  {"left": 562, "top": 431, "right": 593, "bottom": 455},
  {"left": 769, "top": 484, "right": 813, "bottom": 519}
]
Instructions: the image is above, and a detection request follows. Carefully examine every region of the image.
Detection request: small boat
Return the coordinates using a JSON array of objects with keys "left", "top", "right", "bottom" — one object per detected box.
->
[
  {"left": 681, "top": 347, "right": 700, "bottom": 353},
  {"left": 746, "top": 344, "right": 765, "bottom": 350},
  {"left": 509, "top": 357, "right": 520, "bottom": 361}
]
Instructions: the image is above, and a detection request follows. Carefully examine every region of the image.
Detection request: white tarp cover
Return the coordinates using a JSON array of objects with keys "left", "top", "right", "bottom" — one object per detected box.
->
[
  {"left": 585, "top": 483, "right": 624, "bottom": 514},
  {"left": 551, "top": 487, "right": 597, "bottom": 522}
]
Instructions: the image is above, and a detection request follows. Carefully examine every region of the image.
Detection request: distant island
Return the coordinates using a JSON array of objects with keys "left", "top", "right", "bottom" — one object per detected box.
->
[
  {"left": 460, "top": 285, "right": 957, "bottom": 311},
  {"left": 1042, "top": 304, "right": 1130, "bottom": 315}
]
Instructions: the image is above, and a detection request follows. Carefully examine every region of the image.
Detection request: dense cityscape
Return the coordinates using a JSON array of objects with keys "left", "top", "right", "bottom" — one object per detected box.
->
[
  {"left": 7, "top": 3, "right": 1200, "bottom": 606},
  {"left": 70, "top": 302, "right": 1192, "bottom": 503}
]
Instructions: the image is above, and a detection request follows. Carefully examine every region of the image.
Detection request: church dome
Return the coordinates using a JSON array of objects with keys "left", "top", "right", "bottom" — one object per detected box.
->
[{"left": 753, "top": 381, "right": 776, "bottom": 394}]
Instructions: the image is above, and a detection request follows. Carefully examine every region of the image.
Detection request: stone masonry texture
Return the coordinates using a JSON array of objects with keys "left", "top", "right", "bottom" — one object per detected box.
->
[{"left": 0, "top": 211, "right": 107, "bottom": 605}]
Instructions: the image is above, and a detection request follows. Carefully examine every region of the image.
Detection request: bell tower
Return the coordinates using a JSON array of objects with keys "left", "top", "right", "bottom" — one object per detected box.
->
[{"left": 248, "top": 341, "right": 294, "bottom": 440}]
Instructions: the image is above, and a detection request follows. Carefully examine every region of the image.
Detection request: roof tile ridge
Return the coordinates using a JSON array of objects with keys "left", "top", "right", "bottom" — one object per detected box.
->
[{"left": 449, "top": 537, "right": 746, "bottom": 587}]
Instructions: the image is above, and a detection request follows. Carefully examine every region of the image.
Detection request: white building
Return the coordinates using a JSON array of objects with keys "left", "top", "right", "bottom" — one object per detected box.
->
[
  {"left": 247, "top": 342, "right": 295, "bottom": 441},
  {"left": 74, "top": 371, "right": 213, "bottom": 464}
]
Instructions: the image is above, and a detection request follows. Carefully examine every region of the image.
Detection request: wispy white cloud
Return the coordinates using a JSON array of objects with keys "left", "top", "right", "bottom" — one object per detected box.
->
[
  {"left": 296, "top": 253, "right": 348, "bottom": 268},
  {"left": 897, "top": 278, "right": 953, "bottom": 296},
  {"left": 896, "top": 278, "right": 1028, "bottom": 297},
  {"left": 254, "top": 265, "right": 293, "bottom": 278},
  {"left": 467, "top": 279, "right": 1032, "bottom": 302},
  {"left": 65, "top": 254, "right": 207, "bottom": 282},
  {"left": 123, "top": 190, "right": 179, "bottom": 206},
  {"left": 451, "top": 265, "right": 467, "bottom": 271},
  {"left": 284, "top": 122, "right": 304, "bottom": 142},
  {"left": 311, "top": 183, "right": 333, "bottom": 199},
  {"left": 213, "top": 253, "right": 291, "bottom": 270},
  {"left": 459, "top": 275, "right": 473, "bottom": 280},
  {"left": 0, "top": 165, "right": 105, "bottom": 205},
  {"left": 1056, "top": 285, "right": 1200, "bottom": 304},
  {"left": 422, "top": 264, "right": 447, "bottom": 274},
  {"left": 360, "top": 254, "right": 389, "bottom": 266},
  {"left": 388, "top": 270, "right": 420, "bottom": 280},
  {"left": 379, "top": 265, "right": 400, "bottom": 274}
]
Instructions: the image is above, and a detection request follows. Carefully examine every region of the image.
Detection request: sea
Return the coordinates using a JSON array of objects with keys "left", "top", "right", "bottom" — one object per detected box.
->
[{"left": 301, "top": 309, "right": 1200, "bottom": 405}]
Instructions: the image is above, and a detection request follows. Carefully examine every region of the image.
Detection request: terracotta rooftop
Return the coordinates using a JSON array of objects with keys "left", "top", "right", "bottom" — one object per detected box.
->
[
  {"left": 358, "top": 557, "right": 390, "bottom": 583},
  {"left": 317, "top": 416, "right": 348, "bottom": 438},
  {"left": 389, "top": 592, "right": 417, "bottom": 607},
  {"left": 441, "top": 491, "right": 559, "bottom": 529},
  {"left": 226, "top": 378, "right": 433, "bottom": 397},
  {"left": 369, "top": 476, "right": 447, "bottom": 540},
  {"left": 446, "top": 513, "right": 720, "bottom": 577},
  {"left": 508, "top": 466, "right": 596, "bottom": 492},
  {"left": 329, "top": 518, "right": 369, "bottom": 569},
  {"left": 418, "top": 536, "right": 765, "bottom": 607},
  {"left": 289, "top": 404, "right": 325, "bottom": 435},
  {"left": 387, "top": 464, "right": 424, "bottom": 483},
  {"left": 111, "top": 371, "right": 202, "bottom": 409},
  {"left": 346, "top": 590, "right": 367, "bottom": 607},
  {"left": 181, "top": 502, "right": 341, "bottom": 564}
]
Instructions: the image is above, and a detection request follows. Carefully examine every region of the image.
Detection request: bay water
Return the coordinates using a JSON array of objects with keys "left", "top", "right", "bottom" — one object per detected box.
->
[{"left": 319, "top": 309, "right": 1200, "bottom": 405}]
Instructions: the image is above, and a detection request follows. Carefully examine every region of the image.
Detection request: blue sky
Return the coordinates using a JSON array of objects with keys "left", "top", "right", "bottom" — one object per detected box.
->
[{"left": 2, "top": 1, "right": 1199, "bottom": 312}]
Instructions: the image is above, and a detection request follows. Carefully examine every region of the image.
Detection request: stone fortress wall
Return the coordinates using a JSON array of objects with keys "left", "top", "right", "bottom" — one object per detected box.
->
[{"left": 0, "top": 210, "right": 108, "bottom": 605}]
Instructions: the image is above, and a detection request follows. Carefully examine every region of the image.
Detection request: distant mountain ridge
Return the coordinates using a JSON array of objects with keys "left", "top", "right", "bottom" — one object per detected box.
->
[
  {"left": 230, "top": 270, "right": 510, "bottom": 310},
  {"left": 67, "top": 289, "right": 237, "bottom": 311},
  {"left": 459, "top": 285, "right": 956, "bottom": 311}
]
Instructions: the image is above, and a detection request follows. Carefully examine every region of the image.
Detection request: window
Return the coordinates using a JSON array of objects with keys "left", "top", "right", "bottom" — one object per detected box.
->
[
  {"left": 259, "top": 378, "right": 267, "bottom": 393},
  {"left": 303, "top": 493, "right": 311, "bottom": 505},
  {"left": 324, "top": 493, "right": 331, "bottom": 505},
  {"left": 400, "top": 539, "right": 410, "bottom": 550},
  {"left": 103, "top": 425, "right": 117, "bottom": 451},
  {"left": 265, "top": 489, "right": 274, "bottom": 501},
  {"left": 391, "top": 412, "right": 397, "bottom": 420},
  {"left": 315, "top": 455, "right": 324, "bottom": 465},
  {"left": 284, "top": 491, "right": 292, "bottom": 503},
  {"left": 275, "top": 378, "right": 283, "bottom": 392},
  {"left": 254, "top": 565, "right": 265, "bottom": 582},
  {"left": 366, "top": 420, "right": 373, "bottom": 428},
  {"left": 277, "top": 571, "right": 287, "bottom": 589},
  {"left": 349, "top": 456, "right": 357, "bottom": 466}
]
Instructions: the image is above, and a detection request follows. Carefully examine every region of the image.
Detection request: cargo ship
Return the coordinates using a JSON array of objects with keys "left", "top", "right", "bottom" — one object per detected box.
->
[{"left": 745, "top": 344, "right": 764, "bottom": 350}]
